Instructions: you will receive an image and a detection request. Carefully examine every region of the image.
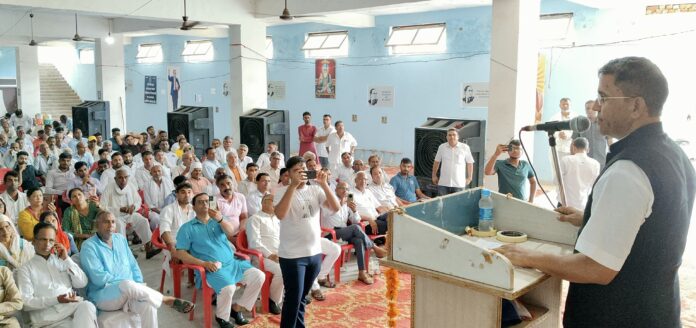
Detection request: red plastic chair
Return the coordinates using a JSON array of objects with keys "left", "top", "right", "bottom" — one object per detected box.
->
[
  {"left": 320, "top": 227, "right": 355, "bottom": 283},
  {"left": 358, "top": 221, "right": 386, "bottom": 272},
  {"left": 236, "top": 231, "right": 273, "bottom": 314},
  {"left": 0, "top": 168, "right": 11, "bottom": 182}
]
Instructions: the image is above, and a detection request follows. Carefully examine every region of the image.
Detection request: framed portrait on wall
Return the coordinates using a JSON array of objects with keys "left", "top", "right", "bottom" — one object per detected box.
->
[
  {"left": 315, "top": 59, "right": 336, "bottom": 99},
  {"left": 167, "top": 66, "right": 181, "bottom": 112}
]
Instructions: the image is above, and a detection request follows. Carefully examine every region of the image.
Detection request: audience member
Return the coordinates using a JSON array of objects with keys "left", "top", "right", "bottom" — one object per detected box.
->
[
  {"left": 335, "top": 152, "right": 354, "bottom": 184},
  {"left": 216, "top": 136, "right": 236, "bottom": 164},
  {"left": 159, "top": 183, "right": 195, "bottom": 255},
  {"left": 245, "top": 193, "right": 283, "bottom": 315},
  {"left": 39, "top": 211, "right": 77, "bottom": 255},
  {"left": 484, "top": 140, "right": 536, "bottom": 202},
  {"left": 81, "top": 211, "right": 194, "bottom": 327},
  {"left": 326, "top": 121, "right": 357, "bottom": 171},
  {"left": 298, "top": 112, "right": 318, "bottom": 158},
  {"left": 551, "top": 98, "right": 575, "bottom": 161},
  {"left": 203, "top": 147, "right": 222, "bottom": 183},
  {"left": 257, "top": 142, "right": 285, "bottom": 169},
  {"left": 273, "top": 156, "right": 340, "bottom": 327},
  {"left": 313, "top": 114, "right": 335, "bottom": 169},
  {"left": 62, "top": 188, "right": 100, "bottom": 241},
  {"left": 175, "top": 193, "right": 264, "bottom": 327},
  {"left": 352, "top": 172, "right": 389, "bottom": 236},
  {"left": 18, "top": 188, "right": 56, "bottom": 241},
  {"left": 17, "top": 222, "right": 97, "bottom": 328},
  {"left": 224, "top": 152, "right": 245, "bottom": 183},
  {"left": 99, "top": 168, "right": 159, "bottom": 259},
  {"left": 0, "top": 215, "right": 34, "bottom": 270},
  {"left": 432, "top": 128, "right": 475, "bottom": 195},
  {"left": 99, "top": 152, "right": 126, "bottom": 193},
  {"left": 560, "top": 137, "right": 600, "bottom": 209},
  {"left": 574, "top": 99, "right": 612, "bottom": 170},
  {"left": 237, "top": 144, "right": 253, "bottom": 172},
  {"left": 143, "top": 164, "right": 174, "bottom": 230},
  {"left": 215, "top": 175, "right": 248, "bottom": 236},
  {"left": 16, "top": 150, "right": 42, "bottom": 190},
  {"left": 260, "top": 151, "right": 282, "bottom": 191},
  {"left": 172, "top": 151, "right": 194, "bottom": 178},
  {"left": 189, "top": 162, "right": 212, "bottom": 194},
  {"left": 45, "top": 153, "right": 76, "bottom": 210},
  {"left": 0, "top": 266, "right": 22, "bottom": 327},
  {"left": 367, "top": 166, "right": 404, "bottom": 208},
  {"left": 67, "top": 161, "right": 101, "bottom": 200},
  {"left": 35, "top": 143, "right": 57, "bottom": 176},
  {"left": 0, "top": 172, "right": 27, "bottom": 224},
  {"left": 247, "top": 173, "right": 271, "bottom": 217},
  {"left": 390, "top": 157, "right": 430, "bottom": 204}
]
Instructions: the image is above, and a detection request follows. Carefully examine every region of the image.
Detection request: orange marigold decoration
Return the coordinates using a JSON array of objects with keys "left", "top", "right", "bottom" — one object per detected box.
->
[{"left": 385, "top": 268, "right": 400, "bottom": 327}]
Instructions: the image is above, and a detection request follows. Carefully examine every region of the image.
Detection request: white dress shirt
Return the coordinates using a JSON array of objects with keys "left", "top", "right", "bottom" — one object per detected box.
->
[
  {"left": 259, "top": 165, "right": 280, "bottom": 190},
  {"left": 326, "top": 132, "right": 357, "bottom": 169},
  {"left": 321, "top": 202, "right": 360, "bottom": 229},
  {"left": 45, "top": 168, "right": 76, "bottom": 195},
  {"left": 16, "top": 254, "right": 89, "bottom": 326},
  {"left": 202, "top": 160, "right": 221, "bottom": 182},
  {"left": 216, "top": 147, "right": 236, "bottom": 164},
  {"left": 256, "top": 152, "right": 285, "bottom": 169},
  {"left": 559, "top": 152, "right": 600, "bottom": 209},
  {"left": 351, "top": 187, "right": 381, "bottom": 219},
  {"left": 0, "top": 191, "right": 28, "bottom": 224},
  {"left": 434, "top": 142, "right": 475, "bottom": 188},
  {"left": 246, "top": 189, "right": 264, "bottom": 217},
  {"left": 316, "top": 125, "right": 335, "bottom": 158},
  {"left": 159, "top": 202, "right": 195, "bottom": 243},
  {"left": 144, "top": 177, "right": 175, "bottom": 210},
  {"left": 238, "top": 180, "right": 257, "bottom": 197},
  {"left": 575, "top": 160, "right": 653, "bottom": 271},
  {"left": 335, "top": 165, "right": 354, "bottom": 184},
  {"left": 135, "top": 166, "right": 155, "bottom": 190},
  {"left": 34, "top": 154, "right": 57, "bottom": 176},
  {"left": 367, "top": 182, "right": 400, "bottom": 208},
  {"left": 246, "top": 211, "right": 280, "bottom": 257},
  {"left": 239, "top": 156, "right": 253, "bottom": 172}
]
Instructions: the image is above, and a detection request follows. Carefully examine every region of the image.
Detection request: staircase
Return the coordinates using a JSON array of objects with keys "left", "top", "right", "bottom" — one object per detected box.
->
[{"left": 39, "top": 64, "right": 82, "bottom": 120}]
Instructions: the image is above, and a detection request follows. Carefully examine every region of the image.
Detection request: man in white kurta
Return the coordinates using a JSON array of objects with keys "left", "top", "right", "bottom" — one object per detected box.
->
[
  {"left": 159, "top": 182, "right": 195, "bottom": 278},
  {"left": 143, "top": 165, "right": 174, "bottom": 230},
  {"left": 17, "top": 222, "right": 98, "bottom": 328},
  {"left": 245, "top": 193, "right": 283, "bottom": 314},
  {"left": 99, "top": 168, "right": 156, "bottom": 257},
  {"left": 325, "top": 121, "right": 357, "bottom": 172},
  {"left": 559, "top": 137, "right": 600, "bottom": 209}
]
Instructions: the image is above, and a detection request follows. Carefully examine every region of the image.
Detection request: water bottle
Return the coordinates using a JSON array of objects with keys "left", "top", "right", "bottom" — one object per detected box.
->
[{"left": 478, "top": 189, "right": 494, "bottom": 232}]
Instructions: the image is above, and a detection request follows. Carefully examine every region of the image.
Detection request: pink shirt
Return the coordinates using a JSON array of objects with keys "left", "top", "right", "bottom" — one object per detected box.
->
[
  {"left": 190, "top": 178, "right": 211, "bottom": 194},
  {"left": 298, "top": 124, "right": 317, "bottom": 157},
  {"left": 216, "top": 192, "right": 248, "bottom": 235}
]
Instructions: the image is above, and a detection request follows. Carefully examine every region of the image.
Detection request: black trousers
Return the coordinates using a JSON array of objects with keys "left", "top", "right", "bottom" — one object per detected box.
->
[{"left": 279, "top": 254, "right": 322, "bottom": 328}]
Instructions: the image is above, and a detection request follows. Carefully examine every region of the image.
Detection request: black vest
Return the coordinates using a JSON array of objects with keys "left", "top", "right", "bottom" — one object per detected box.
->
[{"left": 564, "top": 123, "right": 695, "bottom": 328}]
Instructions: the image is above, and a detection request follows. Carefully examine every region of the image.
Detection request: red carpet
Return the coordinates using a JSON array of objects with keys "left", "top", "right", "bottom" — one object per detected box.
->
[{"left": 248, "top": 272, "right": 412, "bottom": 327}]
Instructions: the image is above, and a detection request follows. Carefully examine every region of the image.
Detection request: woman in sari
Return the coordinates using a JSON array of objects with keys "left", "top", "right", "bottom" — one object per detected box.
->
[
  {"left": 0, "top": 215, "right": 34, "bottom": 270},
  {"left": 39, "top": 211, "right": 78, "bottom": 255},
  {"left": 61, "top": 188, "right": 100, "bottom": 243},
  {"left": 18, "top": 188, "right": 56, "bottom": 241}
]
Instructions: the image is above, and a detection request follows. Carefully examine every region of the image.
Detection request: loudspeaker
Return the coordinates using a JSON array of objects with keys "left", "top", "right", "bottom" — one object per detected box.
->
[
  {"left": 72, "top": 101, "right": 110, "bottom": 137},
  {"left": 166, "top": 106, "right": 215, "bottom": 158},
  {"left": 414, "top": 118, "right": 486, "bottom": 195},
  {"left": 239, "top": 109, "right": 290, "bottom": 161}
]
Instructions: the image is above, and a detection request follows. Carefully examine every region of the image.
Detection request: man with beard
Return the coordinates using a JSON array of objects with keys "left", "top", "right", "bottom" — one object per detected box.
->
[
  {"left": 66, "top": 161, "right": 101, "bottom": 201},
  {"left": 16, "top": 150, "right": 42, "bottom": 190},
  {"left": 390, "top": 157, "right": 430, "bottom": 204},
  {"left": 0, "top": 171, "right": 28, "bottom": 223}
]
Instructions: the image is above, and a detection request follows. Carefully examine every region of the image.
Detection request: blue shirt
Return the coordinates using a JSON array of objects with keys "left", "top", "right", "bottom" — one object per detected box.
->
[
  {"left": 176, "top": 217, "right": 253, "bottom": 293},
  {"left": 80, "top": 233, "right": 143, "bottom": 304},
  {"left": 389, "top": 174, "right": 420, "bottom": 203},
  {"left": 494, "top": 159, "right": 534, "bottom": 201}
]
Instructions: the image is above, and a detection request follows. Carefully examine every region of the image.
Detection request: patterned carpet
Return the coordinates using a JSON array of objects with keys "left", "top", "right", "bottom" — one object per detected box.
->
[{"left": 247, "top": 272, "right": 412, "bottom": 327}]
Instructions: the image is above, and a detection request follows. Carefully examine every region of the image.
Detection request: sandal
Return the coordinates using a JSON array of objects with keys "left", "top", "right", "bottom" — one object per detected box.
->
[
  {"left": 310, "top": 289, "right": 326, "bottom": 301},
  {"left": 173, "top": 299, "right": 195, "bottom": 313},
  {"left": 318, "top": 279, "right": 336, "bottom": 288},
  {"left": 358, "top": 274, "right": 374, "bottom": 285}
]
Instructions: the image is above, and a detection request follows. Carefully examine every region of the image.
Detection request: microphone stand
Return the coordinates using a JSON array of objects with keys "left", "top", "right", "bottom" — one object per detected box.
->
[{"left": 548, "top": 132, "right": 567, "bottom": 207}]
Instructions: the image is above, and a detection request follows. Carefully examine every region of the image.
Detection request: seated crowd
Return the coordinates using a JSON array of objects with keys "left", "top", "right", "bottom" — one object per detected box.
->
[{"left": 0, "top": 112, "right": 434, "bottom": 328}]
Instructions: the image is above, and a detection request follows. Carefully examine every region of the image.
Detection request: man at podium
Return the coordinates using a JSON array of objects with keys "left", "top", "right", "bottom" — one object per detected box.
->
[{"left": 498, "top": 57, "right": 695, "bottom": 328}]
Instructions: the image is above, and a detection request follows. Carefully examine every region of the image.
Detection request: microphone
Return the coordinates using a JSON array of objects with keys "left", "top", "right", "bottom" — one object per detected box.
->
[{"left": 521, "top": 116, "right": 591, "bottom": 133}]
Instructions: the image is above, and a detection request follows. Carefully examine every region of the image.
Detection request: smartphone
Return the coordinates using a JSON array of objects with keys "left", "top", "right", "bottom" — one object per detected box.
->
[
  {"left": 304, "top": 170, "right": 317, "bottom": 179},
  {"left": 348, "top": 193, "right": 354, "bottom": 202},
  {"left": 209, "top": 195, "right": 217, "bottom": 210}
]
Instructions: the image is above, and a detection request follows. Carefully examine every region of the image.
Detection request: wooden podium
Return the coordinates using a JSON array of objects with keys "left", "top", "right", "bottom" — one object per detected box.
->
[{"left": 382, "top": 188, "right": 578, "bottom": 328}]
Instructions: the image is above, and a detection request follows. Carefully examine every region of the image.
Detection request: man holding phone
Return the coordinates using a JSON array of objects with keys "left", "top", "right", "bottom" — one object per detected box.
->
[
  {"left": 483, "top": 139, "right": 536, "bottom": 203},
  {"left": 17, "top": 222, "right": 98, "bottom": 328}
]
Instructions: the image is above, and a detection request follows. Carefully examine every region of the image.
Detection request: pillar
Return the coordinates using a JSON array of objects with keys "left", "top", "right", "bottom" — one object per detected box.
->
[
  {"left": 95, "top": 36, "right": 127, "bottom": 131},
  {"left": 229, "top": 21, "right": 268, "bottom": 143},
  {"left": 485, "top": 0, "right": 541, "bottom": 190},
  {"left": 15, "top": 45, "right": 41, "bottom": 117}
]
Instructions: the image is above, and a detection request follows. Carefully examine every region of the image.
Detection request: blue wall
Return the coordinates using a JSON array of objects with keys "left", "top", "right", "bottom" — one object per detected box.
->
[
  {"left": 124, "top": 35, "right": 232, "bottom": 136},
  {"left": 0, "top": 47, "right": 16, "bottom": 79},
  {"left": 267, "top": 6, "right": 492, "bottom": 161}
]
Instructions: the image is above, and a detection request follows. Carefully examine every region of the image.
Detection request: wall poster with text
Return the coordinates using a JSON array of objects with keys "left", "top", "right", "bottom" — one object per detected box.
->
[
  {"left": 144, "top": 75, "right": 157, "bottom": 104},
  {"left": 315, "top": 59, "right": 336, "bottom": 99},
  {"left": 460, "top": 82, "right": 490, "bottom": 108},
  {"left": 367, "top": 86, "right": 394, "bottom": 108}
]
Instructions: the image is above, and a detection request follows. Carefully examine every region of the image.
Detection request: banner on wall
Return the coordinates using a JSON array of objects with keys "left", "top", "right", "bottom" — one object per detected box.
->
[
  {"left": 167, "top": 66, "right": 181, "bottom": 112},
  {"left": 144, "top": 75, "right": 157, "bottom": 104},
  {"left": 460, "top": 82, "right": 489, "bottom": 108},
  {"left": 315, "top": 59, "right": 336, "bottom": 99},
  {"left": 267, "top": 81, "right": 286, "bottom": 100},
  {"left": 367, "top": 86, "right": 394, "bottom": 108}
]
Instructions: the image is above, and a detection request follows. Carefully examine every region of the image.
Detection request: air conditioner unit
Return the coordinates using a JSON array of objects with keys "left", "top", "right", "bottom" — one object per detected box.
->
[
  {"left": 239, "top": 109, "right": 290, "bottom": 162},
  {"left": 166, "top": 106, "right": 215, "bottom": 158},
  {"left": 72, "top": 101, "right": 111, "bottom": 137}
]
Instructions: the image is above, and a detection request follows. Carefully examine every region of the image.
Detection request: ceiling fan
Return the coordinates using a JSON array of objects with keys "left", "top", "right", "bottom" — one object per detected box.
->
[
  {"left": 180, "top": 0, "right": 204, "bottom": 30},
  {"left": 278, "top": 0, "right": 324, "bottom": 21},
  {"left": 72, "top": 13, "right": 95, "bottom": 42},
  {"left": 28, "top": 13, "right": 37, "bottom": 46}
]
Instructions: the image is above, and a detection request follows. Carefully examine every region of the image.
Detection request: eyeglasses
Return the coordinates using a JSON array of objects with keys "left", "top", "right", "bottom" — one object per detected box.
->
[{"left": 596, "top": 95, "right": 637, "bottom": 106}]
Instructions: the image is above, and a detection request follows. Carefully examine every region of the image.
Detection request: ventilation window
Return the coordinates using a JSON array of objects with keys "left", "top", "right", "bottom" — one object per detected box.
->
[
  {"left": 136, "top": 43, "right": 163, "bottom": 64},
  {"left": 386, "top": 23, "right": 446, "bottom": 55},
  {"left": 302, "top": 31, "right": 349, "bottom": 58},
  {"left": 79, "top": 48, "right": 94, "bottom": 64},
  {"left": 538, "top": 13, "right": 575, "bottom": 47},
  {"left": 182, "top": 40, "right": 214, "bottom": 62},
  {"left": 265, "top": 36, "right": 274, "bottom": 59}
]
